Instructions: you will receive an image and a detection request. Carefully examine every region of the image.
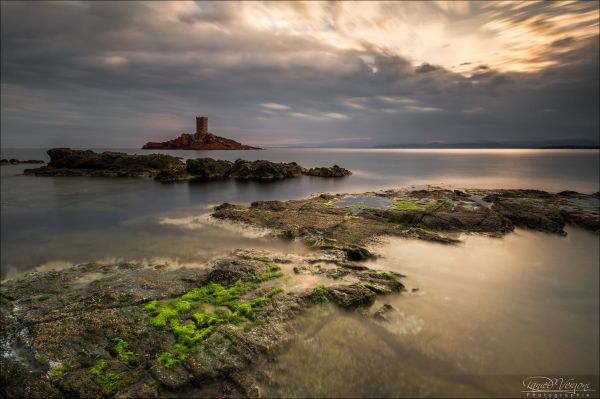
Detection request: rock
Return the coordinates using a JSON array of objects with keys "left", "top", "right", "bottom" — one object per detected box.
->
[
  {"left": 24, "top": 149, "right": 353, "bottom": 182},
  {"left": 228, "top": 159, "right": 303, "bottom": 180},
  {"left": 250, "top": 201, "right": 286, "bottom": 211},
  {"left": 325, "top": 285, "right": 377, "bottom": 308},
  {"left": 342, "top": 246, "right": 372, "bottom": 261},
  {"left": 482, "top": 189, "right": 599, "bottom": 233},
  {"left": 0, "top": 249, "right": 404, "bottom": 398},
  {"left": 373, "top": 303, "right": 394, "bottom": 321},
  {"left": 186, "top": 158, "right": 233, "bottom": 179},
  {"left": 24, "top": 148, "right": 189, "bottom": 181},
  {"left": 143, "top": 132, "right": 259, "bottom": 151},
  {"left": 303, "top": 165, "right": 351, "bottom": 177},
  {"left": 212, "top": 188, "right": 599, "bottom": 256}
]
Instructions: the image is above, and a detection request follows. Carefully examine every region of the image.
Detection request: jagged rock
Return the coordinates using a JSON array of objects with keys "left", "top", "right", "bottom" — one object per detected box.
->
[
  {"left": 24, "top": 149, "right": 353, "bottom": 183},
  {"left": 186, "top": 158, "right": 233, "bottom": 179},
  {"left": 483, "top": 189, "right": 600, "bottom": 233},
  {"left": 24, "top": 148, "right": 189, "bottom": 180},
  {"left": 228, "top": 159, "right": 303, "bottom": 180},
  {"left": 0, "top": 249, "right": 404, "bottom": 398},
  {"left": 212, "top": 188, "right": 599, "bottom": 253},
  {"left": 303, "top": 165, "right": 351, "bottom": 177},
  {"left": 326, "top": 285, "right": 377, "bottom": 308}
]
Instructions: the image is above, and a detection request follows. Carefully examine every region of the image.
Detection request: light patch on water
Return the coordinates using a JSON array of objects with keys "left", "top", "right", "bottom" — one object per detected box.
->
[
  {"left": 158, "top": 214, "right": 210, "bottom": 229},
  {"left": 201, "top": 213, "right": 274, "bottom": 238},
  {"left": 159, "top": 212, "right": 274, "bottom": 239}
]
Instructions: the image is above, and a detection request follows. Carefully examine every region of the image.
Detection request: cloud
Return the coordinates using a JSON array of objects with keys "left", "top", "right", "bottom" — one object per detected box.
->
[
  {"left": 260, "top": 103, "right": 291, "bottom": 110},
  {"left": 415, "top": 63, "right": 441, "bottom": 73},
  {"left": 0, "top": 1, "right": 598, "bottom": 147}
]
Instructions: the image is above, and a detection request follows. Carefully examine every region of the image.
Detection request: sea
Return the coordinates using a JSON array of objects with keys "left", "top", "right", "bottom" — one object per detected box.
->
[{"left": 1, "top": 147, "right": 598, "bottom": 397}]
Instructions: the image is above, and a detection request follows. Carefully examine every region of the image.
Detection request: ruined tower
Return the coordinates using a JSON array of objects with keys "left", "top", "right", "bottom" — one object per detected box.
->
[{"left": 196, "top": 116, "right": 208, "bottom": 134}]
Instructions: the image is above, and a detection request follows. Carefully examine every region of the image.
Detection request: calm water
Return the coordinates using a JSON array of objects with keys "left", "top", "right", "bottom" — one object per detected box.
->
[{"left": 1, "top": 147, "right": 599, "bottom": 397}]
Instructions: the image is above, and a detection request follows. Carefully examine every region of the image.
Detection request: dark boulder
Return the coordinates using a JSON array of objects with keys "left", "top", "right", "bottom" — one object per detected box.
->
[
  {"left": 24, "top": 148, "right": 188, "bottom": 180},
  {"left": 185, "top": 158, "right": 233, "bottom": 179},
  {"left": 228, "top": 159, "right": 303, "bottom": 180},
  {"left": 303, "top": 165, "right": 351, "bottom": 177}
]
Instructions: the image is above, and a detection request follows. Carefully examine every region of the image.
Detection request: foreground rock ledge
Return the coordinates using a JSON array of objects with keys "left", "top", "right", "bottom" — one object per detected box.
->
[
  {"left": 212, "top": 188, "right": 600, "bottom": 249},
  {"left": 23, "top": 148, "right": 351, "bottom": 182},
  {"left": 0, "top": 249, "right": 403, "bottom": 398}
]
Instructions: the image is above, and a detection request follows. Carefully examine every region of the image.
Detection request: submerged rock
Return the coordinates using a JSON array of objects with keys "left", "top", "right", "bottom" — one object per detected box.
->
[{"left": 0, "top": 249, "right": 404, "bottom": 398}]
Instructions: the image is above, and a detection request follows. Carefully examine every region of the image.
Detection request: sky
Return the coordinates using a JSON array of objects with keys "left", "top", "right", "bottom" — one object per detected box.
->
[{"left": 1, "top": 1, "right": 599, "bottom": 148}]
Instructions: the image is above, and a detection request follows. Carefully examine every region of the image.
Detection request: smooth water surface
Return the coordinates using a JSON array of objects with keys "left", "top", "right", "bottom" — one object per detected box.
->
[{"left": 259, "top": 228, "right": 600, "bottom": 397}]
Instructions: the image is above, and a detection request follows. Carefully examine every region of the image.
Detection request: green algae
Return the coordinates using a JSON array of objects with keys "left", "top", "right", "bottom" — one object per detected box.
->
[
  {"left": 0, "top": 292, "right": 11, "bottom": 305},
  {"left": 343, "top": 211, "right": 358, "bottom": 221},
  {"left": 89, "top": 359, "right": 125, "bottom": 394},
  {"left": 48, "top": 361, "right": 74, "bottom": 378},
  {"left": 112, "top": 338, "right": 134, "bottom": 362},
  {"left": 390, "top": 199, "right": 439, "bottom": 212},
  {"left": 143, "top": 275, "right": 284, "bottom": 369},
  {"left": 310, "top": 285, "right": 330, "bottom": 304},
  {"left": 324, "top": 197, "right": 340, "bottom": 207}
]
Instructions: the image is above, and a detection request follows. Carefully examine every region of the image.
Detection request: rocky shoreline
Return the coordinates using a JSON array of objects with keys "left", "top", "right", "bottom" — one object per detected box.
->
[
  {"left": 23, "top": 149, "right": 351, "bottom": 182},
  {"left": 213, "top": 188, "right": 600, "bottom": 249},
  {"left": 1, "top": 186, "right": 598, "bottom": 398},
  {"left": 0, "top": 249, "right": 403, "bottom": 398}
]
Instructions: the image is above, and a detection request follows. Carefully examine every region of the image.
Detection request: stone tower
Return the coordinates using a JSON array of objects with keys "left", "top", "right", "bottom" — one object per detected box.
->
[{"left": 196, "top": 116, "right": 208, "bottom": 134}]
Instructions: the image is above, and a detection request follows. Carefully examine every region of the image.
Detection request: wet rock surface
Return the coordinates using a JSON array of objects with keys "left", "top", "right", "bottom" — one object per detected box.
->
[
  {"left": 212, "top": 188, "right": 599, "bottom": 251},
  {"left": 481, "top": 189, "right": 600, "bottom": 234},
  {"left": 23, "top": 149, "right": 352, "bottom": 182},
  {"left": 0, "top": 249, "right": 403, "bottom": 398}
]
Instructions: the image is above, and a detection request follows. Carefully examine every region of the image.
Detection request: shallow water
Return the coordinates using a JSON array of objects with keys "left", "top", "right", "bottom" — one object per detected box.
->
[
  {"left": 258, "top": 228, "right": 600, "bottom": 398},
  {"left": 1, "top": 147, "right": 599, "bottom": 396}
]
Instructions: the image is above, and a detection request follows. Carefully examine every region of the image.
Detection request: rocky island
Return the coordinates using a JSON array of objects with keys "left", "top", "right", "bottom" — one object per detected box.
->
[
  {"left": 142, "top": 117, "right": 260, "bottom": 150},
  {"left": 23, "top": 148, "right": 351, "bottom": 182}
]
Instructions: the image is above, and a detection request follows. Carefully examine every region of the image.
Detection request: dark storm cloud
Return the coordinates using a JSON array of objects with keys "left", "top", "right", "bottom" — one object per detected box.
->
[{"left": 1, "top": 1, "right": 598, "bottom": 147}]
